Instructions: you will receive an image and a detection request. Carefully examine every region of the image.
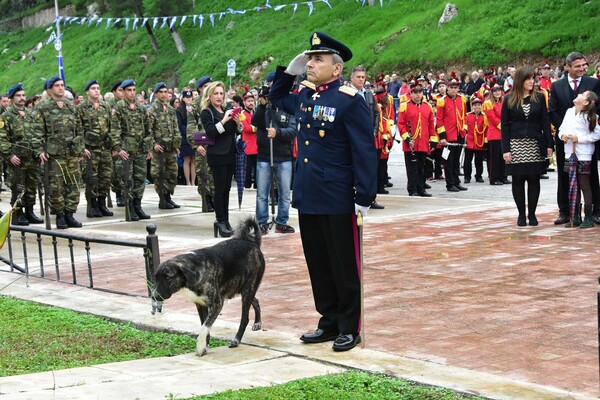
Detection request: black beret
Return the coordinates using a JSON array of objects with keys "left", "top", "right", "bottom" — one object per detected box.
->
[
  {"left": 305, "top": 31, "right": 352, "bottom": 62},
  {"left": 154, "top": 82, "right": 167, "bottom": 93},
  {"left": 84, "top": 79, "right": 98, "bottom": 92},
  {"left": 8, "top": 83, "right": 24, "bottom": 99},
  {"left": 197, "top": 75, "right": 212, "bottom": 90},
  {"left": 111, "top": 81, "right": 123, "bottom": 92},
  {"left": 265, "top": 71, "right": 276, "bottom": 83},
  {"left": 46, "top": 75, "right": 63, "bottom": 90}
]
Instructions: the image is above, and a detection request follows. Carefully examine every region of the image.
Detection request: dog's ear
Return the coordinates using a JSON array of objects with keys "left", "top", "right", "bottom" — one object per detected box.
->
[{"left": 181, "top": 264, "right": 202, "bottom": 287}]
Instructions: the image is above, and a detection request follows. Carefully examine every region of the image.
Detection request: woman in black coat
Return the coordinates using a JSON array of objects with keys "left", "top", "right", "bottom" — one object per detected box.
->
[
  {"left": 200, "top": 81, "right": 241, "bottom": 237},
  {"left": 501, "top": 66, "right": 554, "bottom": 227}
]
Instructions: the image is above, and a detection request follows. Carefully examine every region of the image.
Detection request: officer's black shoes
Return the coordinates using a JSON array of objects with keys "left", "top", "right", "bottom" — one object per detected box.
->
[
  {"left": 56, "top": 212, "right": 68, "bottom": 229},
  {"left": 501, "top": 179, "right": 512, "bottom": 184},
  {"left": 116, "top": 195, "right": 126, "bottom": 207},
  {"left": 332, "top": 333, "right": 361, "bottom": 351},
  {"left": 424, "top": 183, "right": 431, "bottom": 189},
  {"left": 384, "top": 181, "right": 394, "bottom": 187},
  {"left": 300, "top": 329, "right": 339, "bottom": 344},
  {"left": 370, "top": 201, "right": 385, "bottom": 209},
  {"left": 463, "top": 177, "right": 471, "bottom": 184},
  {"left": 540, "top": 174, "right": 549, "bottom": 179},
  {"left": 166, "top": 194, "right": 180, "bottom": 208},
  {"left": 97, "top": 197, "right": 114, "bottom": 217},
  {"left": 275, "top": 223, "right": 295, "bottom": 233},
  {"left": 554, "top": 213, "right": 570, "bottom": 225},
  {"left": 14, "top": 210, "right": 29, "bottom": 226},
  {"left": 475, "top": 177, "right": 485, "bottom": 183},
  {"left": 447, "top": 186, "right": 460, "bottom": 192},
  {"left": 455, "top": 184, "right": 468, "bottom": 191},
  {"left": 65, "top": 212, "right": 82, "bottom": 228},
  {"left": 377, "top": 188, "right": 389, "bottom": 194},
  {"left": 133, "top": 199, "right": 151, "bottom": 219},
  {"left": 490, "top": 180, "right": 503, "bottom": 185},
  {"left": 419, "top": 191, "right": 432, "bottom": 197},
  {"left": 25, "top": 206, "right": 44, "bottom": 224}
]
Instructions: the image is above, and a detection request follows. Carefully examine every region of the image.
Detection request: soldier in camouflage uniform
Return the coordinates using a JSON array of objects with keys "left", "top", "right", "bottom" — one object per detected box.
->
[
  {"left": 77, "top": 80, "right": 114, "bottom": 218},
  {"left": 0, "top": 94, "right": 8, "bottom": 196},
  {"left": 0, "top": 84, "right": 44, "bottom": 225},
  {"left": 111, "top": 79, "right": 152, "bottom": 221},
  {"left": 107, "top": 81, "right": 125, "bottom": 207},
  {"left": 187, "top": 75, "right": 215, "bottom": 211},
  {"left": 34, "top": 76, "right": 85, "bottom": 229},
  {"left": 148, "top": 82, "right": 180, "bottom": 210}
]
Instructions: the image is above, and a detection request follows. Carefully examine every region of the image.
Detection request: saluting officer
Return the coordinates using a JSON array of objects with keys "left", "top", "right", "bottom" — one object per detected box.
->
[
  {"left": 35, "top": 76, "right": 86, "bottom": 229},
  {"left": 111, "top": 79, "right": 152, "bottom": 221},
  {"left": 0, "top": 84, "right": 44, "bottom": 225},
  {"left": 269, "top": 31, "right": 377, "bottom": 352},
  {"left": 148, "top": 82, "right": 180, "bottom": 210},
  {"left": 77, "top": 79, "right": 114, "bottom": 217}
]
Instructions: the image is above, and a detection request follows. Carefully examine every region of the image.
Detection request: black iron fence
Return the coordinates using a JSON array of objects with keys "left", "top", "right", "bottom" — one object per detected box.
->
[{"left": 0, "top": 223, "right": 160, "bottom": 298}]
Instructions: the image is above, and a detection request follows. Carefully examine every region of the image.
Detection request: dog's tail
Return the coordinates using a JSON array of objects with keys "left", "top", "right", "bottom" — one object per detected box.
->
[{"left": 233, "top": 216, "right": 262, "bottom": 247}]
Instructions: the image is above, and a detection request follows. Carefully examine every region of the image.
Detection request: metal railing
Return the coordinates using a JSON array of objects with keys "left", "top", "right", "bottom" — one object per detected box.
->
[{"left": 0, "top": 223, "right": 160, "bottom": 298}]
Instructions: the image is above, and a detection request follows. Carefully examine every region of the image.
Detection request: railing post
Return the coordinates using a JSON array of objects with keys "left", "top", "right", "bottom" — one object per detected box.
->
[{"left": 145, "top": 223, "right": 160, "bottom": 297}]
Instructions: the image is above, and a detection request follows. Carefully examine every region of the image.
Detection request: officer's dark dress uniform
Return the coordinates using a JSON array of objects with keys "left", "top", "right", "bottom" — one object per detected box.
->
[{"left": 269, "top": 32, "right": 377, "bottom": 351}]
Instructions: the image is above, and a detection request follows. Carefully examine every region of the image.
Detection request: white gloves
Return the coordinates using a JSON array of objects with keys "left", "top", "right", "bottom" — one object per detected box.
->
[
  {"left": 286, "top": 52, "right": 310, "bottom": 76},
  {"left": 355, "top": 203, "right": 369, "bottom": 217}
]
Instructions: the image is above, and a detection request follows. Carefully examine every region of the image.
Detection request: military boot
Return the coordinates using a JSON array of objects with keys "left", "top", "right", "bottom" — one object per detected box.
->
[
  {"left": 166, "top": 194, "right": 180, "bottom": 208},
  {"left": 56, "top": 212, "right": 68, "bottom": 229},
  {"left": 87, "top": 198, "right": 103, "bottom": 218},
  {"left": 25, "top": 206, "right": 43, "bottom": 224},
  {"left": 158, "top": 193, "right": 174, "bottom": 210},
  {"left": 116, "top": 195, "right": 126, "bottom": 207},
  {"left": 127, "top": 201, "right": 140, "bottom": 221},
  {"left": 97, "top": 197, "right": 114, "bottom": 216},
  {"left": 206, "top": 194, "right": 214, "bottom": 213},
  {"left": 580, "top": 205, "right": 595, "bottom": 229},
  {"left": 13, "top": 209, "right": 29, "bottom": 226},
  {"left": 133, "top": 198, "right": 151, "bottom": 219},
  {"left": 65, "top": 211, "right": 82, "bottom": 228}
]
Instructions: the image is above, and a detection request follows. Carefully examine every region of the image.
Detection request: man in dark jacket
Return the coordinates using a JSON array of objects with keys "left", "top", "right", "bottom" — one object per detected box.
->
[
  {"left": 252, "top": 71, "right": 297, "bottom": 235},
  {"left": 549, "top": 51, "right": 600, "bottom": 224}
]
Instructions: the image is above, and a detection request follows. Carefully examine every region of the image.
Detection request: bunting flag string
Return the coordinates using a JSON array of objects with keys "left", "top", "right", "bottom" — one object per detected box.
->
[{"left": 49, "top": 0, "right": 377, "bottom": 30}]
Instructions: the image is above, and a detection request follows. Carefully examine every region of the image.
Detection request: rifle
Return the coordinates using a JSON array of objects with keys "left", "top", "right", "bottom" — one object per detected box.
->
[
  {"left": 156, "top": 144, "right": 170, "bottom": 208},
  {"left": 85, "top": 154, "right": 98, "bottom": 218},
  {"left": 123, "top": 157, "right": 132, "bottom": 221},
  {"left": 43, "top": 157, "right": 51, "bottom": 230}
]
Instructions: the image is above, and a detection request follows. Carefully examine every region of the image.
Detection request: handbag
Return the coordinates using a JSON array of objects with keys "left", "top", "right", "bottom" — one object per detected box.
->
[
  {"left": 193, "top": 108, "right": 217, "bottom": 146},
  {"left": 193, "top": 131, "right": 215, "bottom": 146}
]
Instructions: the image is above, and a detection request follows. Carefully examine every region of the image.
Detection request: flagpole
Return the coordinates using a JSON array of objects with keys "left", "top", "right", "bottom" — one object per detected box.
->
[{"left": 54, "top": 0, "right": 65, "bottom": 84}]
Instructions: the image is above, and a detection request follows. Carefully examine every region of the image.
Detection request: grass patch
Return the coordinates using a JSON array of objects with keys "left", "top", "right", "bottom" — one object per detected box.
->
[
  {"left": 0, "top": 295, "right": 224, "bottom": 377},
  {"left": 186, "top": 370, "right": 485, "bottom": 400}
]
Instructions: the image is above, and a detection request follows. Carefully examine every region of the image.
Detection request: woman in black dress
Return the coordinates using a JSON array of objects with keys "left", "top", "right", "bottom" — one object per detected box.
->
[
  {"left": 501, "top": 66, "right": 554, "bottom": 226},
  {"left": 200, "top": 82, "right": 241, "bottom": 237},
  {"left": 176, "top": 91, "right": 196, "bottom": 186}
]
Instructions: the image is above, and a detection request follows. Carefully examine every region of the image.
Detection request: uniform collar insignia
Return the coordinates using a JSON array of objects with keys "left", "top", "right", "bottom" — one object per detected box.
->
[{"left": 315, "top": 84, "right": 330, "bottom": 92}]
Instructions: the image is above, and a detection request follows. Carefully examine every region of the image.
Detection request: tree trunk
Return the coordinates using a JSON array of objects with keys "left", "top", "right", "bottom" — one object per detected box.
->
[
  {"left": 144, "top": 22, "right": 159, "bottom": 53},
  {"left": 170, "top": 27, "right": 186, "bottom": 54}
]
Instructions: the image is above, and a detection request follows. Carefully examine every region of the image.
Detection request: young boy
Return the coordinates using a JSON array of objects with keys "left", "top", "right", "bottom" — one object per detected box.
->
[{"left": 463, "top": 96, "right": 488, "bottom": 183}]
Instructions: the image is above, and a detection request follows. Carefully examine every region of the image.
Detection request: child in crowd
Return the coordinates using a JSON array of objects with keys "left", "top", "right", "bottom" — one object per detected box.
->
[
  {"left": 558, "top": 90, "right": 600, "bottom": 228},
  {"left": 463, "top": 96, "right": 488, "bottom": 183}
]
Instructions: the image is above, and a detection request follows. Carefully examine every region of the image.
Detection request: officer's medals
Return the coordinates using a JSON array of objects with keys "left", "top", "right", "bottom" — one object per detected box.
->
[{"left": 313, "top": 105, "right": 336, "bottom": 122}]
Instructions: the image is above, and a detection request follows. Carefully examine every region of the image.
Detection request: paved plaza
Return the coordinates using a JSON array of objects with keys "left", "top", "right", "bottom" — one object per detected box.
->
[{"left": 0, "top": 153, "right": 598, "bottom": 399}]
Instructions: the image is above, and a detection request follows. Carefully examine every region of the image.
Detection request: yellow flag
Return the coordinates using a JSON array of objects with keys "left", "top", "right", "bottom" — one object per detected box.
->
[{"left": 0, "top": 210, "right": 12, "bottom": 249}]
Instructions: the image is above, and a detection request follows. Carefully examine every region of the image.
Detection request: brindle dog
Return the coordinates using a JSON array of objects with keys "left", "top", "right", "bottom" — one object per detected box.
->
[{"left": 152, "top": 217, "right": 265, "bottom": 356}]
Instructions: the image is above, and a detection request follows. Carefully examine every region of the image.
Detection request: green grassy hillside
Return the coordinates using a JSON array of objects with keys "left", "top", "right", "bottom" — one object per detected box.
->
[{"left": 1, "top": 0, "right": 600, "bottom": 94}]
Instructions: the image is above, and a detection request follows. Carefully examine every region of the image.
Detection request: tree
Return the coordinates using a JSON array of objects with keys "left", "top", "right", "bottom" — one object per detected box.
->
[
  {"left": 148, "top": 1, "right": 191, "bottom": 54},
  {"left": 102, "top": 0, "right": 159, "bottom": 53}
]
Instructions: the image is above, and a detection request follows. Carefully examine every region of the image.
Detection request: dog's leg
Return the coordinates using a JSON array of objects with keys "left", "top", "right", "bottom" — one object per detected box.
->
[
  {"left": 251, "top": 298, "right": 261, "bottom": 331},
  {"left": 196, "top": 299, "right": 225, "bottom": 356},
  {"left": 195, "top": 304, "right": 210, "bottom": 346},
  {"left": 230, "top": 291, "right": 256, "bottom": 348}
]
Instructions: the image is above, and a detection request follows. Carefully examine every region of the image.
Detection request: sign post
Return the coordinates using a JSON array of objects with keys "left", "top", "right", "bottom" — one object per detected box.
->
[{"left": 227, "top": 59, "right": 236, "bottom": 89}]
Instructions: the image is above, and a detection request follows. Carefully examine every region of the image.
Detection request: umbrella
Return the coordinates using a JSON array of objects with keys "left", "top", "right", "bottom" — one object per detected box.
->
[
  {"left": 235, "top": 139, "right": 247, "bottom": 210},
  {"left": 567, "top": 142, "right": 578, "bottom": 227}
]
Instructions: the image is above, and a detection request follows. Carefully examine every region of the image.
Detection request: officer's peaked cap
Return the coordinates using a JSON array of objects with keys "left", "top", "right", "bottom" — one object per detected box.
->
[{"left": 305, "top": 31, "right": 352, "bottom": 62}]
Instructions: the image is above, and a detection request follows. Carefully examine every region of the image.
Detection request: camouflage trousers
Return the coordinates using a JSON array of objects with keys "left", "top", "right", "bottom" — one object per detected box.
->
[
  {"left": 48, "top": 157, "right": 81, "bottom": 213},
  {"left": 7, "top": 158, "right": 39, "bottom": 207},
  {"left": 195, "top": 153, "right": 214, "bottom": 196},
  {"left": 114, "top": 153, "right": 147, "bottom": 200},
  {"left": 151, "top": 150, "right": 178, "bottom": 195},
  {"left": 111, "top": 154, "right": 123, "bottom": 196},
  {"left": 82, "top": 148, "right": 113, "bottom": 197}
]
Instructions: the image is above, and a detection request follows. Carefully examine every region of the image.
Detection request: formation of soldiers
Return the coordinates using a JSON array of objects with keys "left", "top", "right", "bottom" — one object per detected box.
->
[{"left": 0, "top": 76, "right": 188, "bottom": 229}]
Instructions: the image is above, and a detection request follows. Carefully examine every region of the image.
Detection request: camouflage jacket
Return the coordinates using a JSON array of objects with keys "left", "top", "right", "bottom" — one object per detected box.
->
[
  {"left": 0, "top": 106, "right": 40, "bottom": 159},
  {"left": 147, "top": 100, "right": 179, "bottom": 152},
  {"left": 111, "top": 99, "right": 151, "bottom": 154},
  {"left": 77, "top": 99, "right": 112, "bottom": 150},
  {"left": 186, "top": 96, "right": 203, "bottom": 150},
  {"left": 34, "top": 98, "right": 84, "bottom": 158}
]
